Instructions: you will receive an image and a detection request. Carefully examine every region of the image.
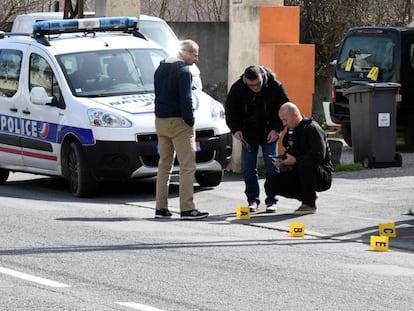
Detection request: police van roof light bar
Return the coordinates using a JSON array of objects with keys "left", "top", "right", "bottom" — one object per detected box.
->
[{"left": 33, "top": 17, "right": 138, "bottom": 35}]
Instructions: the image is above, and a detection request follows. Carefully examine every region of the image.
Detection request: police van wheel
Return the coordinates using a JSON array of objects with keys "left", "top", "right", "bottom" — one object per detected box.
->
[
  {"left": 67, "top": 141, "right": 98, "bottom": 197},
  {"left": 195, "top": 171, "right": 223, "bottom": 187},
  {"left": 0, "top": 168, "right": 9, "bottom": 185}
]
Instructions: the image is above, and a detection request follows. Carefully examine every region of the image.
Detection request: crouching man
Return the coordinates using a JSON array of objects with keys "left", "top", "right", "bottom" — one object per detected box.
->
[{"left": 264, "top": 102, "right": 334, "bottom": 215}]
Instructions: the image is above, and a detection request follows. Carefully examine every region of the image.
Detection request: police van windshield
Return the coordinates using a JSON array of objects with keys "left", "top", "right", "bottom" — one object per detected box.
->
[
  {"left": 338, "top": 35, "right": 395, "bottom": 72},
  {"left": 57, "top": 48, "right": 165, "bottom": 97}
]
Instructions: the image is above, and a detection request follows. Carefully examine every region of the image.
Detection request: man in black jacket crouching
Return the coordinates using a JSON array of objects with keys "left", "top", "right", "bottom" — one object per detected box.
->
[{"left": 264, "top": 102, "right": 334, "bottom": 215}]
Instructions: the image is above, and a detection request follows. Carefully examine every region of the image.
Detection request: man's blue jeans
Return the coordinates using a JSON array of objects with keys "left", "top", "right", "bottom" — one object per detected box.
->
[{"left": 241, "top": 141, "right": 278, "bottom": 205}]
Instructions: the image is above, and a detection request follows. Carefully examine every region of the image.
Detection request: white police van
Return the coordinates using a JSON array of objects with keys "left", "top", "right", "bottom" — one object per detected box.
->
[{"left": 0, "top": 17, "right": 232, "bottom": 197}]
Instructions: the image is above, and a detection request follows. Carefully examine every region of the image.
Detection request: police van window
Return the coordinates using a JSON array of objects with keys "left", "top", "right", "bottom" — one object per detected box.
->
[
  {"left": 29, "top": 53, "right": 64, "bottom": 108},
  {"left": 0, "top": 49, "right": 22, "bottom": 97},
  {"left": 29, "top": 54, "right": 60, "bottom": 97}
]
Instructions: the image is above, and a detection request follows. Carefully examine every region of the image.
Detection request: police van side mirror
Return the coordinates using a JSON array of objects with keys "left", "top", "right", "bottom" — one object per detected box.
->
[{"left": 30, "top": 87, "right": 56, "bottom": 106}]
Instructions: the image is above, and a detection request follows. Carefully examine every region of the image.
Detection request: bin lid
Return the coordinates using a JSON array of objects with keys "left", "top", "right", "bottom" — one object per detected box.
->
[{"left": 343, "top": 81, "right": 401, "bottom": 96}]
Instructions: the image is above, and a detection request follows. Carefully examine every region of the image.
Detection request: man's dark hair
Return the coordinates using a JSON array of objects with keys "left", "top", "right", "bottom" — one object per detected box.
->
[{"left": 243, "top": 65, "right": 261, "bottom": 81}]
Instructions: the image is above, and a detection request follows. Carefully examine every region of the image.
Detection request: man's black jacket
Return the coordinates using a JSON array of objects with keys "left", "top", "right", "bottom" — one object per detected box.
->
[
  {"left": 284, "top": 117, "right": 334, "bottom": 172},
  {"left": 225, "top": 68, "right": 289, "bottom": 144}
]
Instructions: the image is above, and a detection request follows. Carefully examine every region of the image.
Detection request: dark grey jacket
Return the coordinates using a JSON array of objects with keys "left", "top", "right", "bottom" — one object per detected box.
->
[
  {"left": 154, "top": 58, "right": 194, "bottom": 126},
  {"left": 225, "top": 68, "right": 289, "bottom": 144},
  {"left": 284, "top": 117, "right": 334, "bottom": 173}
]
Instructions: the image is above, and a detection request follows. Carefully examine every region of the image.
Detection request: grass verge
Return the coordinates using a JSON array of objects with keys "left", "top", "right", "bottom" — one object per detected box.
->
[{"left": 334, "top": 163, "right": 365, "bottom": 172}]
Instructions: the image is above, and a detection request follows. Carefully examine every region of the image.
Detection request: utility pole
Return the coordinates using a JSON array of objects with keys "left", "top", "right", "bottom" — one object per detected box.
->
[{"left": 63, "top": 0, "right": 85, "bottom": 19}]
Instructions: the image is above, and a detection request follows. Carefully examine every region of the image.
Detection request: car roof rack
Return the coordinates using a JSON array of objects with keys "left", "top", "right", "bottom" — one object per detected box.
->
[{"left": 0, "top": 31, "right": 32, "bottom": 39}]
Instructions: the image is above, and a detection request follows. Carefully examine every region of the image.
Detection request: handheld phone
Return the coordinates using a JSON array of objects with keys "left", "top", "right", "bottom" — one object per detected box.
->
[{"left": 268, "top": 154, "right": 287, "bottom": 162}]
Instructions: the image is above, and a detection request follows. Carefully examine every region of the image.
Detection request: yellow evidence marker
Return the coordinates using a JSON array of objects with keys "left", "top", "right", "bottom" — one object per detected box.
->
[
  {"left": 289, "top": 223, "right": 305, "bottom": 237},
  {"left": 378, "top": 223, "right": 397, "bottom": 238},
  {"left": 370, "top": 235, "right": 389, "bottom": 252},
  {"left": 236, "top": 207, "right": 250, "bottom": 220}
]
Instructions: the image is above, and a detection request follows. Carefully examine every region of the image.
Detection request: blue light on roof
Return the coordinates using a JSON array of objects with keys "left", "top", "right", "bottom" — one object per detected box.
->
[
  {"left": 33, "top": 17, "right": 138, "bottom": 35},
  {"left": 99, "top": 17, "right": 138, "bottom": 29}
]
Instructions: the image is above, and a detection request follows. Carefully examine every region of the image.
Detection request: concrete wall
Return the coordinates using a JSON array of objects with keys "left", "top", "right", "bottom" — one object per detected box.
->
[
  {"left": 170, "top": 22, "right": 229, "bottom": 103},
  {"left": 228, "top": 0, "right": 284, "bottom": 87},
  {"left": 227, "top": 6, "right": 260, "bottom": 87},
  {"left": 95, "top": 0, "right": 140, "bottom": 17}
]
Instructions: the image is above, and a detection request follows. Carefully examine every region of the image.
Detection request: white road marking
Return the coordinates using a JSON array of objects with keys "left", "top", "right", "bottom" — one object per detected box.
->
[
  {"left": 116, "top": 302, "right": 166, "bottom": 311},
  {"left": 0, "top": 266, "right": 71, "bottom": 288}
]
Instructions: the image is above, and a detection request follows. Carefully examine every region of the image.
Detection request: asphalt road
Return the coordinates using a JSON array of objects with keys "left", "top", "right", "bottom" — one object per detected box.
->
[{"left": 0, "top": 144, "right": 413, "bottom": 310}]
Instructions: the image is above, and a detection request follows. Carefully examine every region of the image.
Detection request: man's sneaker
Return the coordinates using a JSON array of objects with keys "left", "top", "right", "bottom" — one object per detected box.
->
[
  {"left": 293, "top": 204, "right": 317, "bottom": 215},
  {"left": 155, "top": 209, "right": 172, "bottom": 219},
  {"left": 265, "top": 198, "right": 277, "bottom": 213},
  {"left": 180, "top": 209, "right": 209, "bottom": 220},
  {"left": 265, "top": 203, "right": 277, "bottom": 213},
  {"left": 248, "top": 201, "right": 259, "bottom": 213}
]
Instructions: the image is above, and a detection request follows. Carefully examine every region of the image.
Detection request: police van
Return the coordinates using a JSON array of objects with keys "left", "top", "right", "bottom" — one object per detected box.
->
[{"left": 0, "top": 17, "right": 232, "bottom": 197}]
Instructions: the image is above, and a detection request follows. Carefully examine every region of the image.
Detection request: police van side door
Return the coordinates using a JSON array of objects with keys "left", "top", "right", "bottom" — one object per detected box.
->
[
  {"left": 0, "top": 43, "right": 26, "bottom": 168},
  {"left": 20, "top": 45, "right": 64, "bottom": 172}
]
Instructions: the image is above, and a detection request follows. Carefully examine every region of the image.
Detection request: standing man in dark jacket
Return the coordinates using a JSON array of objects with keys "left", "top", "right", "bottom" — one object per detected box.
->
[
  {"left": 154, "top": 39, "right": 208, "bottom": 220},
  {"left": 265, "top": 102, "right": 334, "bottom": 215},
  {"left": 225, "top": 65, "right": 290, "bottom": 212}
]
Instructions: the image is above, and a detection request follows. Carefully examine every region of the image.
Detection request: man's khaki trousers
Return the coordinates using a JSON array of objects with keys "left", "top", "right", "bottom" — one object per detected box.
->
[{"left": 155, "top": 117, "right": 196, "bottom": 212}]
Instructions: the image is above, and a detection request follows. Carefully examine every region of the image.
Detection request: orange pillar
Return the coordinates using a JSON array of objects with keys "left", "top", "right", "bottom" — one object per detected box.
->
[{"left": 259, "top": 6, "right": 315, "bottom": 118}]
